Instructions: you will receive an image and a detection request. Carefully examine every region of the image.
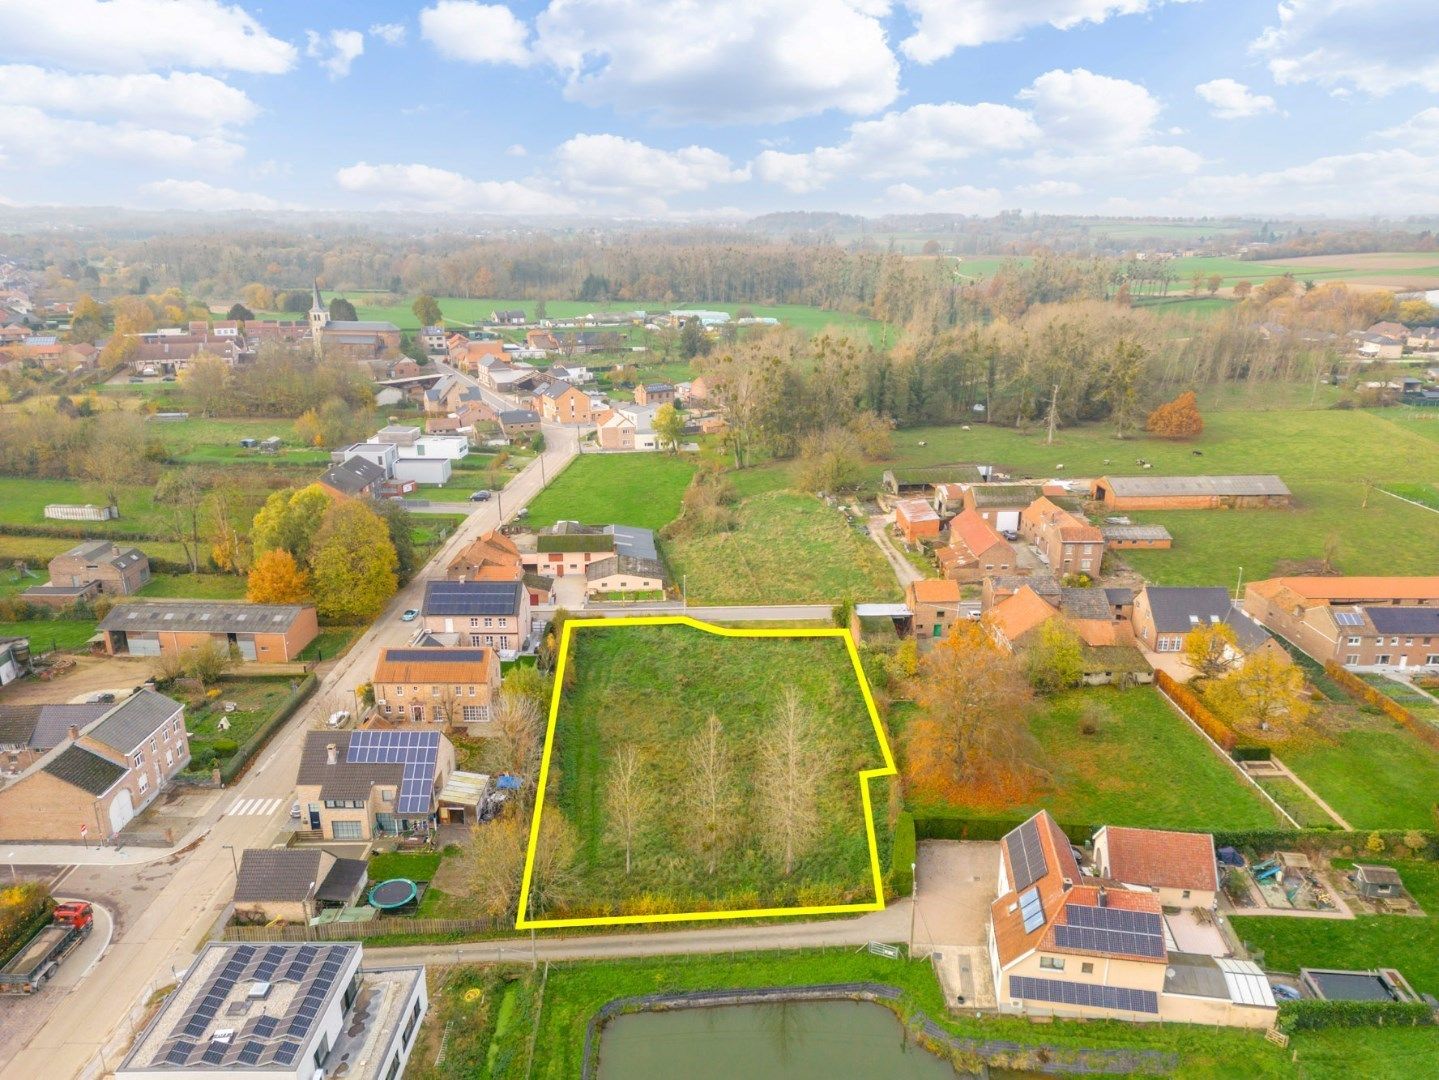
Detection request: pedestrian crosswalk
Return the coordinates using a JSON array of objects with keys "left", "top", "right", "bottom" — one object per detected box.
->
[{"left": 226, "top": 796, "right": 284, "bottom": 817}]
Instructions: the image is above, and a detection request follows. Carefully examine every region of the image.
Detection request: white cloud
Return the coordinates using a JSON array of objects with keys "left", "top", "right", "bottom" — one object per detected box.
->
[
  {"left": 1019, "top": 68, "right": 1160, "bottom": 149},
  {"left": 1017, "top": 179, "right": 1083, "bottom": 197},
  {"left": 140, "top": 179, "right": 281, "bottom": 211},
  {"left": 1380, "top": 107, "right": 1439, "bottom": 146},
  {"left": 554, "top": 134, "right": 749, "bottom": 198},
  {"left": 899, "top": 1, "right": 1189, "bottom": 64},
  {"left": 420, "top": 2, "right": 532, "bottom": 65},
  {"left": 1253, "top": 0, "right": 1439, "bottom": 95},
  {"left": 0, "top": 105, "right": 243, "bottom": 169},
  {"left": 306, "top": 29, "right": 365, "bottom": 79},
  {"left": 756, "top": 101, "right": 1040, "bottom": 191},
  {"left": 0, "top": 66, "right": 256, "bottom": 132},
  {"left": 1026, "top": 143, "right": 1203, "bottom": 176},
  {"left": 369, "top": 22, "right": 407, "bottom": 45},
  {"left": 883, "top": 182, "right": 1006, "bottom": 214},
  {"left": 0, "top": 0, "right": 296, "bottom": 74},
  {"left": 505, "top": 143, "right": 528, "bottom": 157},
  {"left": 335, "top": 162, "right": 577, "bottom": 214},
  {"left": 1195, "top": 78, "right": 1277, "bottom": 119},
  {"left": 533, "top": 0, "right": 899, "bottom": 123},
  {"left": 1179, "top": 147, "right": 1439, "bottom": 214}
]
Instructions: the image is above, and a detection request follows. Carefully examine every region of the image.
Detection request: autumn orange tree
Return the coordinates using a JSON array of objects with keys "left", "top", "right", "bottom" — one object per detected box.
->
[
  {"left": 907, "top": 623, "right": 1040, "bottom": 804},
  {"left": 245, "top": 549, "right": 310, "bottom": 604},
  {"left": 1206, "top": 651, "right": 1314, "bottom": 738},
  {"left": 1184, "top": 622, "right": 1238, "bottom": 681},
  {"left": 1145, "top": 390, "right": 1203, "bottom": 439}
]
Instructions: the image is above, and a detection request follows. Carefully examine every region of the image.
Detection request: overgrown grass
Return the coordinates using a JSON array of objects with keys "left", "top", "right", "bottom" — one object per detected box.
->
[
  {"left": 1359, "top": 674, "right": 1439, "bottom": 725},
  {"left": 183, "top": 677, "right": 294, "bottom": 772},
  {"left": 524, "top": 453, "right": 697, "bottom": 533},
  {"left": 0, "top": 619, "right": 97, "bottom": 650},
  {"left": 666, "top": 490, "right": 899, "bottom": 604},
  {"left": 295, "top": 626, "right": 364, "bottom": 663},
  {"left": 138, "top": 573, "right": 248, "bottom": 599},
  {"left": 903, "top": 686, "right": 1282, "bottom": 831},
  {"left": 542, "top": 623, "right": 890, "bottom": 917},
  {"left": 1233, "top": 859, "right": 1439, "bottom": 998},
  {"left": 1279, "top": 713, "right": 1439, "bottom": 829},
  {"left": 1256, "top": 777, "right": 1337, "bottom": 828}
]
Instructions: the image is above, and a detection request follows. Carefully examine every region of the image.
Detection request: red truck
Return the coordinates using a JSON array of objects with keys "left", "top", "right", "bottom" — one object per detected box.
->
[{"left": 0, "top": 901, "right": 93, "bottom": 994}]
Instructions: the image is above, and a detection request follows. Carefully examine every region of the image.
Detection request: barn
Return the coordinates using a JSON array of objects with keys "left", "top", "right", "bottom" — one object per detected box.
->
[{"left": 1090, "top": 475, "right": 1292, "bottom": 511}]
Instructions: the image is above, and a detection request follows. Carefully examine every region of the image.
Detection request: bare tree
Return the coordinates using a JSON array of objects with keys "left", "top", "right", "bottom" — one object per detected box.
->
[
  {"left": 757, "top": 688, "right": 827, "bottom": 876},
  {"left": 487, "top": 687, "right": 543, "bottom": 794},
  {"left": 466, "top": 814, "right": 526, "bottom": 919},
  {"left": 155, "top": 469, "right": 211, "bottom": 574},
  {"left": 606, "top": 744, "right": 653, "bottom": 876},
  {"left": 684, "top": 713, "right": 735, "bottom": 875}
]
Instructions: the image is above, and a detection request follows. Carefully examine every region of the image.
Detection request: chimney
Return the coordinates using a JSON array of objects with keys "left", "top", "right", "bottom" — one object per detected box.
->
[
  {"left": 326, "top": 742, "right": 337, "bottom": 766},
  {"left": 68, "top": 724, "right": 80, "bottom": 742},
  {"left": 1098, "top": 884, "right": 1108, "bottom": 907}
]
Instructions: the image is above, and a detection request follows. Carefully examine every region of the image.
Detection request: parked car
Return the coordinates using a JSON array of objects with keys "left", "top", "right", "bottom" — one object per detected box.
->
[
  {"left": 469, "top": 490, "right": 492, "bottom": 502},
  {"left": 1001, "top": 530, "right": 1020, "bottom": 541},
  {"left": 290, "top": 801, "right": 302, "bottom": 820},
  {"left": 401, "top": 609, "right": 419, "bottom": 622},
  {"left": 327, "top": 710, "right": 349, "bottom": 727},
  {"left": 86, "top": 692, "right": 116, "bottom": 704}
]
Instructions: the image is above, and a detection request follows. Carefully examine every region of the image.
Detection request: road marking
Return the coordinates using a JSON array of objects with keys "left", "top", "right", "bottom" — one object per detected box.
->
[{"left": 227, "top": 796, "right": 282, "bottom": 816}]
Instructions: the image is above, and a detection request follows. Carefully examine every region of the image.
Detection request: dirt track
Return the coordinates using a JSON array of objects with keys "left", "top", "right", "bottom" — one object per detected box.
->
[{"left": 0, "top": 654, "right": 154, "bottom": 705}]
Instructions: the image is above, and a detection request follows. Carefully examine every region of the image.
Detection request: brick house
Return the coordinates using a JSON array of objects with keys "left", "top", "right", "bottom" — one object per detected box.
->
[
  {"left": 370, "top": 646, "right": 502, "bottom": 732},
  {"left": 526, "top": 329, "right": 561, "bottom": 351},
  {"left": 521, "top": 522, "right": 660, "bottom": 581},
  {"left": 535, "top": 382, "right": 594, "bottom": 424},
  {"left": 98, "top": 601, "right": 319, "bottom": 662},
  {"left": 936, "top": 509, "right": 1016, "bottom": 582},
  {"left": 586, "top": 555, "right": 669, "bottom": 597},
  {"left": 1246, "top": 601, "right": 1439, "bottom": 669},
  {"left": 294, "top": 730, "right": 455, "bottom": 840},
  {"left": 497, "top": 409, "right": 542, "bottom": 436},
  {"left": 420, "top": 580, "right": 529, "bottom": 654},
  {"left": 634, "top": 382, "right": 675, "bottom": 406},
  {"left": 233, "top": 848, "right": 367, "bottom": 923},
  {"left": 1132, "top": 586, "right": 1282, "bottom": 661},
  {"left": 0, "top": 701, "right": 109, "bottom": 772},
  {"left": 595, "top": 404, "right": 659, "bottom": 450},
  {"left": 963, "top": 483, "right": 1042, "bottom": 532},
  {"left": 905, "top": 578, "right": 963, "bottom": 646},
  {"left": 1092, "top": 826, "right": 1218, "bottom": 909},
  {"left": 894, "top": 498, "right": 942, "bottom": 544},
  {"left": 22, "top": 540, "right": 150, "bottom": 607},
  {"left": 446, "top": 530, "right": 524, "bottom": 580},
  {"left": 1090, "top": 475, "right": 1292, "bottom": 511},
  {"left": 0, "top": 690, "right": 189, "bottom": 841},
  {"left": 1021, "top": 497, "right": 1104, "bottom": 577}
]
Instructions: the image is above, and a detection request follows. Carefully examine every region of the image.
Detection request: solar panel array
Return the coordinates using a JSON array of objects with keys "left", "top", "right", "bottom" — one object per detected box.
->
[
  {"left": 1010, "top": 975, "right": 1158, "bottom": 1015},
  {"left": 152, "top": 944, "right": 357, "bottom": 1071},
  {"left": 347, "top": 729, "right": 440, "bottom": 814},
  {"left": 1334, "top": 610, "right": 1365, "bottom": 627},
  {"left": 423, "top": 579, "right": 520, "bottom": 616},
  {"left": 1054, "top": 904, "right": 1166, "bottom": 958},
  {"left": 1019, "top": 886, "right": 1045, "bottom": 933},
  {"left": 1005, "top": 818, "right": 1049, "bottom": 892},
  {"left": 384, "top": 648, "right": 490, "bottom": 664}
]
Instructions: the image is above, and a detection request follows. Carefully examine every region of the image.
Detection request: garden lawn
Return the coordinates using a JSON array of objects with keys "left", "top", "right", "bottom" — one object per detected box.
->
[
  {"left": 542, "top": 622, "right": 890, "bottom": 918},
  {"left": 1255, "top": 777, "right": 1335, "bottom": 828},
  {"left": 0, "top": 477, "right": 167, "bottom": 535},
  {"left": 1232, "top": 860, "right": 1439, "bottom": 998},
  {"left": 183, "top": 677, "right": 293, "bottom": 773},
  {"left": 524, "top": 453, "right": 696, "bottom": 533},
  {"left": 665, "top": 490, "right": 899, "bottom": 604},
  {"left": 1279, "top": 713, "right": 1439, "bottom": 830},
  {"left": 138, "top": 573, "right": 248, "bottom": 599},
  {"left": 0, "top": 619, "right": 96, "bottom": 651},
  {"left": 906, "top": 687, "right": 1282, "bottom": 831},
  {"left": 368, "top": 851, "right": 443, "bottom": 883}
]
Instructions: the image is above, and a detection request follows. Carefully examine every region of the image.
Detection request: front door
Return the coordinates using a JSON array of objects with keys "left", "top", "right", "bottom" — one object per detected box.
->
[
  {"left": 1399, "top": 655, "right": 1408, "bottom": 669},
  {"left": 308, "top": 804, "right": 320, "bottom": 830},
  {"left": 412, "top": 704, "right": 424, "bottom": 722}
]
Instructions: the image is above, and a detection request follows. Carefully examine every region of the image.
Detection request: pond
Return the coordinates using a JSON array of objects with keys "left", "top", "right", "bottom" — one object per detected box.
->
[{"left": 596, "top": 999, "right": 968, "bottom": 1079}]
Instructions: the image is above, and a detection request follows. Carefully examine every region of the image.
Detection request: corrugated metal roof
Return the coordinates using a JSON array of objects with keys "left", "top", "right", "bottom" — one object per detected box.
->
[
  {"left": 1102, "top": 474, "right": 1290, "bottom": 497},
  {"left": 99, "top": 600, "right": 309, "bottom": 635}
]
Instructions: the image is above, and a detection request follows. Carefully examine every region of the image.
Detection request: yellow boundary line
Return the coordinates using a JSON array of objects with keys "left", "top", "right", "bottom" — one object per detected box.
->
[{"left": 515, "top": 615, "right": 898, "bottom": 930}]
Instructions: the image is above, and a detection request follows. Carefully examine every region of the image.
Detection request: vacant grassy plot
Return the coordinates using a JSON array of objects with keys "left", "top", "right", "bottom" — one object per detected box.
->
[
  {"left": 1233, "top": 860, "right": 1439, "bottom": 998},
  {"left": 666, "top": 491, "right": 900, "bottom": 604},
  {"left": 524, "top": 453, "right": 696, "bottom": 533},
  {"left": 0, "top": 477, "right": 164, "bottom": 533},
  {"left": 1278, "top": 713, "right": 1439, "bottom": 830},
  {"left": 183, "top": 676, "right": 293, "bottom": 773},
  {"left": 0, "top": 619, "right": 96, "bottom": 651},
  {"left": 906, "top": 687, "right": 1282, "bottom": 831},
  {"left": 540, "top": 623, "right": 890, "bottom": 919},
  {"left": 296, "top": 625, "right": 364, "bottom": 663},
  {"left": 1132, "top": 296, "right": 1235, "bottom": 318},
  {"left": 138, "top": 574, "right": 248, "bottom": 599},
  {"left": 875, "top": 408, "right": 1439, "bottom": 585}
]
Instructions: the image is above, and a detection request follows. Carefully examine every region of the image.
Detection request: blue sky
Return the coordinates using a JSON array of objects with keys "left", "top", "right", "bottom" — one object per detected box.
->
[{"left": 0, "top": 0, "right": 1436, "bottom": 217}]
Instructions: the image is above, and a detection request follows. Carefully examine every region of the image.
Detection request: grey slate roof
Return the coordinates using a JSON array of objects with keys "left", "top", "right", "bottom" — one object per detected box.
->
[
  {"left": 991, "top": 573, "right": 1060, "bottom": 599},
  {"left": 296, "top": 731, "right": 401, "bottom": 800},
  {"left": 1104, "top": 587, "right": 1135, "bottom": 607},
  {"left": 1363, "top": 606, "right": 1439, "bottom": 635},
  {"left": 1100, "top": 524, "right": 1173, "bottom": 542},
  {"left": 1059, "top": 588, "right": 1114, "bottom": 621},
  {"left": 234, "top": 849, "right": 324, "bottom": 902},
  {"left": 99, "top": 600, "right": 309, "bottom": 635},
  {"left": 0, "top": 702, "right": 110, "bottom": 749},
  {"left": 422, "top": 579, "right": 523, "bottom": 617},
  {"left": 60, "top": 539, "right": 146, "bottom": 569},
  {"left": 498, "top": 409, "right": 541, "bottom": 425},
  {"left": 1143, "top": 587, "right": 1273, "bottom": 650},
  {"left": 43, "top": 744, "right": 125, "bottom": 794},
  {"left": 320, "top": 456, "right": 387, "bottom": 495},
  {"left": 585, "top": 554, "right": 669, "bottom": 583},
  {"left": 86, "top": 690, "right": 183, "bottom": 754},
  {"left": 1101, "top": 474, "right": 1290, "bottom": 498}
]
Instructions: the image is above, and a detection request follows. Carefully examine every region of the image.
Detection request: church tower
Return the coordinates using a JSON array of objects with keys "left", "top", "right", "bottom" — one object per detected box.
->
[{"left": 308, "top": 280, "right": 329, "bottom": 357}]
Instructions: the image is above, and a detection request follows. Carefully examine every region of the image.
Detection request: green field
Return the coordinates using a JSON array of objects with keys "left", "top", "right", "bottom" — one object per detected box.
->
[
  {"left": 1233, "top": 860, "right": 1439, "bottom": 998},
  {"left": 138, "top": 574, "right": 248, "bottom": 599},
  {"left": 666, "top": 490, "right": 900, "bottom": 604},
  {"left": 1279, "top": 713, "right": 1439, "bottom": 830},
  {"left": 523, "top": 453, "right": 697, "bottom": 533},
  {"left": 0, "top": 619, "right": 96, "bottom": 651},
  {"left": 543, "top": 623, "right": 889, "bottom": 918},
  {"left": 905, "top": 687, "right": 1282, "bottom": 831}
]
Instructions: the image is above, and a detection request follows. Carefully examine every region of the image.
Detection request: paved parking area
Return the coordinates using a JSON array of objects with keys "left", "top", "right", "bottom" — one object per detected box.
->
[{"left": 911, "top": 840, "right": 998, "bottom": 951}]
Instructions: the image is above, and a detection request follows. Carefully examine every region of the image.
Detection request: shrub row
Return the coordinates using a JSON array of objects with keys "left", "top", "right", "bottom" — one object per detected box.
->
[
  {"left": 1231, "top": 746, "right": 1273, "bottom": 762},
  {"left": 1324, "top": 662, "right": 1439, "bottom": 753},
  {"left": 913, "top": 814, "right": 1096, "bottom": 846},
  {"left": 1154, "top": 670, "right": 1238, "bottom": 752},
  {"left": 1277, "top": 999, "right": 1434, "bottom": 1034},
  {"left": 890, "top": 812, "right": 915, "bottom": 896},
  {"left": 216, "top": 674, "right": 318, "bottom": 785}
]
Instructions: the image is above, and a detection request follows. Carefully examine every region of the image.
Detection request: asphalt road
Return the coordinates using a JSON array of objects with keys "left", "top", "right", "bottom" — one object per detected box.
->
[{"left": 0, "top": 411, "right": 581, "bottom": 1080}]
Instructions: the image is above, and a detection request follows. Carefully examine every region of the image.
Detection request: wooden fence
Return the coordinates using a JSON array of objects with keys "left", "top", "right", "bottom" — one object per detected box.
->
[{"left": 222, "top": 916, "right": 494, "bottom": 942}]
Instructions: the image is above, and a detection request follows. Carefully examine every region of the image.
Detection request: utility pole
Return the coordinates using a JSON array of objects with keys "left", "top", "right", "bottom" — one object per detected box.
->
[
  {"left": 908, "top": 861, "right": 917, "bottom": 958},
  {"left": 1045, "top": 384, "right": 1059, "bottom": 445}
]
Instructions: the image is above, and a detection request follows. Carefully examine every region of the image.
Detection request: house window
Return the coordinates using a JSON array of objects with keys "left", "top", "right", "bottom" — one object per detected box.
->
[
  {"left": 1347, "top": 637, "right": 1360, "bottom": 646},
  {"left": 1080, "top": 560, "right": 1092, "bottom": 571},
  {"left": 332, "top": 820, "right": 363, "bottom": 840},
  {"left": 1039, "top": 956, "right": 1065, "bottom": 971},
  {"left": 1390, "top": 637, "right": 1400, "bottom": 646},
  {"left": 165, "top": 750, "right": 173, "bottom": 768},
  {"left": 137, "top": 773, "right": 149, "bottom": 795},
  {"left": 463, "top": 705, "right": 488, "bottom": 723},
  {"left": 1427, "top": 655, "right": 1439, "bottom": 665},
  {"left": 467, "top": 685, "right": 476, "bottom": 696},
  {"left": 1378, "top": 655, "right": 1391, "bottom": 665},
  {"left": 1081, "top": 962, "right": 1094, "bottom": 974},
  {"left": 469, "top": 618, "right": 480, "bottom": 628},
  {"left": 431, "top": 685, "right": 440, "bottom": 697},
  {"left": 1405, "top": 638, "right": 1414, "bottom": 646},
  {"left": 484, "top": 617, "right": 493, "bottom": 628},
  {"left": 470, "top": 634, "right": 483, "bottom": 647},
  {"left": 396, "top": 686, "right": 404, "bottom": 697},
  {"left": 485, "top": 636, "right": 495, "bottom": 647},
  {"left": 402, "top": 1000, "right": 420, "bottom": 1048},
  {"left": 1346, "top": 654, "right": 1359, "bottom": 665},
  {"left": 1182, "top": 889, "right": 1191, "bottom": 899}
]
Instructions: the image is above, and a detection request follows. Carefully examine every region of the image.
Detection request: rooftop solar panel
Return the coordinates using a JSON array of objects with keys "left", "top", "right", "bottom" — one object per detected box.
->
[
  {"left": 1019, "top": 886, "right": 1045, "bottom": 933},
  {"left": 1334, "top": 611, "right": 1365, "bottom": 626},
  {"left": 1010, "top": 975, "right": 1158, "bottom": 1014},
  {"left": 1065, "top": 904, "right": 1163, "bottom": 935},
  {"left": 1005, "top": 818, "right": 1049, "bottom": 893},
  {"left": 274, "top": 1041, "right": 302, "bottom": 1065},
  {"left": 1052, "top": 924, "right": 1166, "bottom": 959},
  {"left": 237, "top": 1042, "right": 264, "bottom": 1065}
]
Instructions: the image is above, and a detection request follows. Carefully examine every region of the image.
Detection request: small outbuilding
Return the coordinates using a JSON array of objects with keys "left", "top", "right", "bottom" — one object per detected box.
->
[{"left": 1352, "top": 864, "right": 1407, "bottom": 901}]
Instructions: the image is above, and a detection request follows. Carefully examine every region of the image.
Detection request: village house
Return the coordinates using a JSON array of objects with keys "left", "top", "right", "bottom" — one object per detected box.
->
[
  {"left": 450, "top": 337, "right": 508, "bottom": 374},
  {"left": 0, "top": 690, "right": 189, "bottom": 841},
  {"left": 1021, "top": 497, "right": 1104, "bottom": 577},
  {"left": 1090, "top": 475, "right": 1293, "bottom": 511},
  {"left": 894, "top": 497, "right": 942, "bottom": 545},
  {"left": 633, "top": 382, "right": 675, "bottom": 406},
  {"left": 519, "top": 523, "right": 660, "bottom": 584},
  {"left": 497, "top": 408, "right": 542, "bottom": 437},
  {"left": 1132, "top": 586, "right": 1282, "bottom": 662},
  {"left": 585, "top": 554, "right": 669, "bottom": 597},
  {"left": 422, "top": 373, "right": 465, "bottom": 414},
  {"left": 989, "top": 812, "right": 1274, "bottom": 1028},
  {"left": 420, "top": 579, "right": 529, "bottom": 653},
  {"left": 595, "top": 403, "right": 660, "bottom": 450},
  {"left": 1243, "top": 576, "right": 1439, "bottom": 668},
  {"left": 983, "top": 585, "right": 1150, "bottom": 684},
  {"left": 98, "top": 601, "right": 319, "bottom": 662},
  {"left": 370, "top": 646, "right": 502, "bottom": 732},
  {"left": 20, "top": 540, "right": 150, "bottom": 608},
  {"left": 964, "top": 483, "right": 1043, "bottom": 532},
  {"left": 295, "top": 729, "right": 455, "bottom": 840},
  {"left": 936, "top": 509, "right": 1016, "bottom": 582},
  {"left": 232, "top": 848, "right": 368, "bottom": 923},
  {"left": 905, "top": 578, "right": 963, "bottom": 646},
  {"left": 0, "top": 701, "right": 111, "bottom": 772},
  {"left": 525, "top": 328, "right": 561, "bottom": 351},
  {"left": 318, "top": 456, "right": 388, "bottom": 499},
  {"left": 490, "top": 309, "right": 526, "bottom": 325},
  {"left": 420, "top": 325, "right": 448, "bottom": 353},
  {"left": 1092, "top": 826, "right": 1219, "bottom": 908},
  {"left": 535, "top": 381, "right": 595, "bottom": 424},
  {"left": 444, "top": 530, "right": 556, "bottom": 606},
  {"left": 983, "top": 572, "right": 1060, "bottom": 611}
]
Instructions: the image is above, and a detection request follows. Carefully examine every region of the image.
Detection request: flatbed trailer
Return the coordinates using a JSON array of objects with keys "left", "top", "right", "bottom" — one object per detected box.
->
[{"left": 0, "top": 902, "right": 93, "bottom": 994}]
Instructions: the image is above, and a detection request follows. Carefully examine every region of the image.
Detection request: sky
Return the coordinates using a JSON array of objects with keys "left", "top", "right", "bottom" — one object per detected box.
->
[{"left": 0, "top": 0, "right": 1436, "bottom": 219}]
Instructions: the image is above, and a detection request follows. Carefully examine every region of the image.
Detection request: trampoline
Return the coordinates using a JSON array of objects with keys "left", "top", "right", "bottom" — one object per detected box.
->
[{"left": 368, "top": 878, "right": 419, "bottom": 910}]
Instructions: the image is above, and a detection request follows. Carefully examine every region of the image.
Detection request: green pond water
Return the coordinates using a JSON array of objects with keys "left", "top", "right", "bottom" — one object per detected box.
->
[{"left": 595, "top": 999, "right": 966, "bottom": 1079}]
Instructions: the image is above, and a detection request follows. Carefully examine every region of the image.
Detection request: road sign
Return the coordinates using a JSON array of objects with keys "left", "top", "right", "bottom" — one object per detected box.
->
[{"left": 80, "top": 824, "right": 88, "bottom": 836}]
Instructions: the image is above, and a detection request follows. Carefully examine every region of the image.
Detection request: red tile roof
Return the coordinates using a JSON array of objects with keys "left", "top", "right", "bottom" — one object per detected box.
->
[
  {"left": 949, "top": 508, "right": 1009, "bottom": 558},
  {"left": 1099, "top": 826, "right": 1217, "bottom": 893}
]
